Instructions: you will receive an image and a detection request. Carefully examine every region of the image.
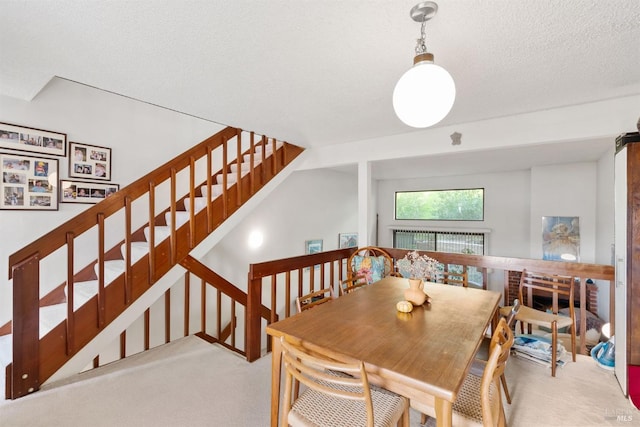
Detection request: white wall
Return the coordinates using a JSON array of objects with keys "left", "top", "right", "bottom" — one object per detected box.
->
[
  {"left": 377, "top": 170, "right": 531, "bottom": 256},
  {"left": 530, "top": 163, "right": 597, "bottom": 262},
  {"left": 377, "top": 170, "right": 531, "bottom": 296},
  {"left": 376, "top": 159, "right": 615, "bottom": 320},
  {"left": 203, "top": 168, "right": 358, "bottom": 290},
  {"left": 0, "top": 77, "right": 224, "bottom": 324}
]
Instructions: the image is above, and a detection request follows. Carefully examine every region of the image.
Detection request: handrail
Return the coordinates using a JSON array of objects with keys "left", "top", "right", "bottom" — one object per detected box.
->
[
  {"left": 180, "top": 255, "right": 274, "bottom": 357},
  {"left": 245, "top": 248, "right": 353, "bottom": 361},
  {"left": 6, "top": 125, "right": 304, "bottom": 399},
  {"left": 245, "top": 247, "right": 614, "bottom": 361}
]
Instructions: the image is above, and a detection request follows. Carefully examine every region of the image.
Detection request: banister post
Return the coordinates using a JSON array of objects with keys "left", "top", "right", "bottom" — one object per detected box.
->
[
  {"left": 11, "top": 253, "right": 40, "bottom": 399},
  {"left": 245, "top": 274, "right": 263, "bottom": 362}
]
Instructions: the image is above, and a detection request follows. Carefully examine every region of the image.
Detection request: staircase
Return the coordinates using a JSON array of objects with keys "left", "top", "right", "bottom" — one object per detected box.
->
[{"left": 2, "top": 127, "right": 303, "bottom": 399}]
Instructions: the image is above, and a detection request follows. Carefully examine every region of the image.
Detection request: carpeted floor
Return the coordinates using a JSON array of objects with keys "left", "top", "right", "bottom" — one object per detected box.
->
[{"left": 0, "top": 336, "right": 638, "bottom": 426}]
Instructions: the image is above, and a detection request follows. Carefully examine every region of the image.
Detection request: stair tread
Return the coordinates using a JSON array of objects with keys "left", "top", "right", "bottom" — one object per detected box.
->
[
  {"left": 184, "top": 197, "right": 207, "bottom": 213},
  {"left": 165, "top": 211, "right": 190, "bottom": 229},
  {"left": 94, "top": 260, "right": 126, "bottom": 284},
  {"left": 215, "top": 172, "right": 245, "bottom": 185},
  {"left": 68, "top": 280, "right": 99, "bottom": 310},
  {"left": 40, "top": 303, "right": 68, "bottom": 338},
  {"left": 243, "top": 154, "right": 263, "bottom": 164},
  {"left": 200, "top": 184, "right": 223, "bottom": 199},
  {"left": 119, "top": 241, "right": 149, "bottom": 264},
  {"left": 144, "top": 225, "right": 171, "bottom": 244},
  {"left": 254, "top": 141, "right": 282, "bottom": 152},
  {"left": 229, "top": 163, "right": 251, "bottom": 173},
  {"left": 215, "top": 172, "right": 247, "bottom": 185}
]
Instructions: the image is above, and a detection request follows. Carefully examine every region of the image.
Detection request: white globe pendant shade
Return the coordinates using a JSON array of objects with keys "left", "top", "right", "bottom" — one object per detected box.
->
[{"left": 393, "top": 61, "right": 456, "bottom": 128}]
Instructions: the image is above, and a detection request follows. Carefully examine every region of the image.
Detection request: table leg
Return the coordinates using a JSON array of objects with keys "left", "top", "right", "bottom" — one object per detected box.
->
[
  {"left": 434, "top": 397, "right": 452, "bottom": 427},
  {"left": 270, "top": 336, "right": 283, "bottom": 427}
]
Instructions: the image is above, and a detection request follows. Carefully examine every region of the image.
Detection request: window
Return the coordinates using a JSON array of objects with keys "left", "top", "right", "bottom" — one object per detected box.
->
[
  {"left": 393, "top": 230, "right": 485, "bottom": 255},
  {"left": 395, "top": 188, "right": 484, "bottom": 221},
  {"left": 393, "top": 229, "right": 486, "bottom": 286}
]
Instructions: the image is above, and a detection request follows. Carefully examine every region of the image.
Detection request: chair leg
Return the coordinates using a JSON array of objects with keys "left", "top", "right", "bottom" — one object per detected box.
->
[
  {"left": 282, "top": 371, "right": 294, "bottom": 427},
  {"left": 498, "top": 404, "right": 507, "bottom": 427},
  {"left": 551, "top": 320, "right": 557, "bottom": 377},
  {"left": 500, "top": 373, "right": 512, "bottom": 404},
  {"left": 570, "top": 324, "right": 577, "bottom": 362},
  {"left": 399, "top": 403, "right": 410, "bottom": 427},
  {"left": 420, "top": 413, "right": 428, "bottom": 425}
]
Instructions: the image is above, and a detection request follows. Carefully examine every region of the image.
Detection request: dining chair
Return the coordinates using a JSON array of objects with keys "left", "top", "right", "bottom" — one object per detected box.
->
[
  {"left": 280, "top": 337, "right": 410, "bottom": 427},
  {"left": 414, "top": 317, "right": 514, "bottom": 427},
  {"left": 295, "top": 287, "right": 335, "bottom": 313},
  {"left": 347, "top": 246, "right": 398, "bottom": 285},
  {"left": 293, "top": 286, "right": 336, "bottom": 401},
  {"left": 472, "top": 299, "right": 520, "bottom": 404},
  {"left": 438, "top": 270, "right": 469, "bottom": 287},
  {"left": 339, "top": 274, "right": 368, "bottom": 296},
  {"left": 500, "top": 269, "right": 576, "bottom": 377}
]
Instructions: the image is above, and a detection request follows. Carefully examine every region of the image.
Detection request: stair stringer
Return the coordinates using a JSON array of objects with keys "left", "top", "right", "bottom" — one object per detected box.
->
[{"left": 42, "top": 149, "right": 309, "bottom": 386}]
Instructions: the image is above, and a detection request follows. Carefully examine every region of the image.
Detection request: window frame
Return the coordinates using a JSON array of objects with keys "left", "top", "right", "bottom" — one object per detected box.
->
[{"left": 394, "top": 188, "right": 485, "bottom": 221}]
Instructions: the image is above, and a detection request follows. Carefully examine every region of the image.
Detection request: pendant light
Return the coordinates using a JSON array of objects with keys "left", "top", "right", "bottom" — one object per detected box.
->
[{"left": 393, "top": 1, "right": 456, "bottom": 128}]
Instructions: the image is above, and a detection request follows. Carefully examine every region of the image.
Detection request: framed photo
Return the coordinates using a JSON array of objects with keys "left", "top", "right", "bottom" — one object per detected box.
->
[
  {"left": 1, "top": 153, "right": 58, "bottom": 210},
  {"left": 68, "top": 141, "right": 112, "bottom": 181},
  {"left": 0, "top": 122, "right": 66, "bottom": 157},
  {"left": 305, "top": 239, "right": 323, "bottom": 255},
  {"left": 339, "top": 232, "right": 358, "bottom": 248},
  {"left": 305, "top": 239, "right": 323, "bottom": 270},
  {"left": 60, "top": 179, "right": 119, "bottom": 204}
]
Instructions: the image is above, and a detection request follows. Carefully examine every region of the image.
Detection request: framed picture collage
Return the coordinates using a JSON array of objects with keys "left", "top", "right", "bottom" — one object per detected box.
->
[{"left": 0, "top": 122, "right": 119, "bottom": 210}]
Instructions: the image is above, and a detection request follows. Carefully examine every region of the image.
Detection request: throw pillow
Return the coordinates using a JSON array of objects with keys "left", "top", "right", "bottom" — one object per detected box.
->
[{"left": 352, "top": 255, "right": 388, "bottom": 284}]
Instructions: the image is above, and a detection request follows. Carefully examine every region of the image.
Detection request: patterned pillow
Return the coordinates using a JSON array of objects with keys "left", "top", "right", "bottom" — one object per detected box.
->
[{"left": 352, "top": 255, "right": 388, "bottom": 284}]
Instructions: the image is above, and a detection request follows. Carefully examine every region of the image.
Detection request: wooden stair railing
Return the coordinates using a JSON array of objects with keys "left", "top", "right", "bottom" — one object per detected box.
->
[
  {"left": 180, "top": 255, "right": 275, "bottom": 356},
  {"left": 246, "top": 248, "right": 354, "bottom": 361},
  {"left": 245, "top": 247, "right": 614, "bottom": 362},
  {"left": 5, "top": 127, "right": 304, "bottom": 399}
]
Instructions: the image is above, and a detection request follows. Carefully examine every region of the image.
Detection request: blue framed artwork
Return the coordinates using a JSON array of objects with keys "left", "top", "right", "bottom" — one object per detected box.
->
[
  {"left": 542, "top": 216, "right": 580, "bottom": 262},
  {"left": 339, "top": 233, "right": 358, "bottom": 248},
  {"left": 305, "top": 239, "right": 323, "bottom": 270},
  {"left": 305, "top": 239, "right": 323, "bottom": 255}
]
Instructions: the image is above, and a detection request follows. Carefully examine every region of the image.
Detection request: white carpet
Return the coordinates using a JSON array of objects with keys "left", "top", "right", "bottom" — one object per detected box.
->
[
  {"left": 0, "top": 336, "right": 637, "bottom": 426},
  {"left": 502, "top": 353, "right": 639, "bottom": 427},
  {"left": 0, "top": 336, "right": 273, "bottom": 427}
]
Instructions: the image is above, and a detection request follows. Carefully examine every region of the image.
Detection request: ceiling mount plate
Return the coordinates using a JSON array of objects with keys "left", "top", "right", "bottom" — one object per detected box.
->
[{"left": 410, "top": 1, "right": 438, "bottom": 22}]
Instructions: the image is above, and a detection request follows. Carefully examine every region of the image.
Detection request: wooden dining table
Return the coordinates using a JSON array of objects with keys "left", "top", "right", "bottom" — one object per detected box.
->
[{"left": 266, "top": 276, "right": 501, "bottom": 427}]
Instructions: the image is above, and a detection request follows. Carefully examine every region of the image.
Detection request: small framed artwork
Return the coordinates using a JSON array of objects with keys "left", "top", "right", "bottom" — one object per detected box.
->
[
  {"left": 68, "top": 141, "right": 112, "bottom": 181},
  {"left": 339, "top": 232, "right": 358, "bottom": 248},
  {"left": 542, "top": 216, "right": 580, "bottom": 262},
  {"left": 1, "top": 153, "right": 59, "bottom": 210},
  {"left": 60, "top": 180, "right": 119, "bottom": 204},
  {"left": 0, "top": 122, "right": 66, "bottom": 157},
  {"left": 305, "top": 239, "right": 323, "bottom": 255},
  {"left": 305, "top": 239, "right": 323, "bottom": 270}
]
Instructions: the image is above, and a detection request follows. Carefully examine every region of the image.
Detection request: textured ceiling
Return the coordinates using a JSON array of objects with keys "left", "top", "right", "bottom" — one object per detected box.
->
[{"left": 1, "top": 1, "right": 639, "bottom": 175}]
